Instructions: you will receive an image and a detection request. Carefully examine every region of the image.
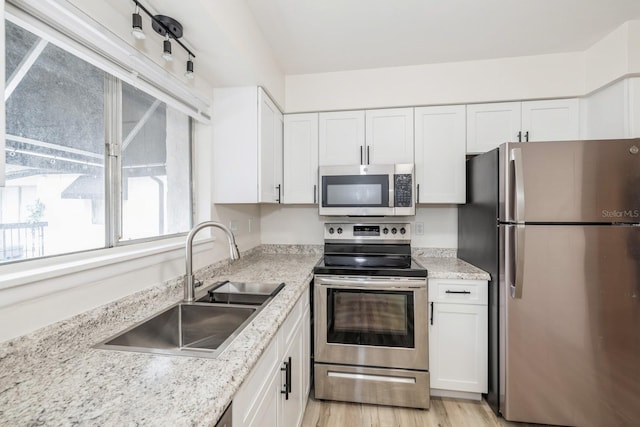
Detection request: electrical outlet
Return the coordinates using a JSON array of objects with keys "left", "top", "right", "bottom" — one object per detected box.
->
[
  {"left": 414, "top": 222, "right": 424, "bottom": 235},
  {"left": 229, "top": 220, "right": 239, "bottom": 232}
]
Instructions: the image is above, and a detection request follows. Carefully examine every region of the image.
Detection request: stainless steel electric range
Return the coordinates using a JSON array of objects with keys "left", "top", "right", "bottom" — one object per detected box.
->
[{"left": 313, "top": 222, "right": 430, "bottom": 409}]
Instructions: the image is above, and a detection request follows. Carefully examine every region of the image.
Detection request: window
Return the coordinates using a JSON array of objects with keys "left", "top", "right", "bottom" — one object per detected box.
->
[
  {"left": 121, "top": 83, "right": 192, "bottom": 241},
  {"left": 1, "top": 18, "right": 193, "bottom": 263}
]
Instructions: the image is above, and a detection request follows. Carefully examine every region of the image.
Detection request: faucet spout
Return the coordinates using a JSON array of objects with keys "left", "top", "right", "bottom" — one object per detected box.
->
[{"left": 184, "top": 221, "right": 240, "bottom": 302}]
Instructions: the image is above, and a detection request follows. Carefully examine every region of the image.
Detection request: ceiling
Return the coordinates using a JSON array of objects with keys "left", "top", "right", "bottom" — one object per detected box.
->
[{"left": 245, "top": 0, "right": 640, "bottom": 75}]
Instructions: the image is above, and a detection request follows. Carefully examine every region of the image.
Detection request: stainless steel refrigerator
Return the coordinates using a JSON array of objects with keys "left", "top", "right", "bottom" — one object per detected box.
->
[{"left": 458, "top": 139, "right": 640, "bottom": 427}]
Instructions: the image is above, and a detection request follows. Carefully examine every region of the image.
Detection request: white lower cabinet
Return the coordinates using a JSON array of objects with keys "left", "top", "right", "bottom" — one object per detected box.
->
[
  {"left": 428, "top": 279, "right": 488, "bottom": 399},
  {"left": 233, "top": 291, "right": 310, "bottom": 427}
]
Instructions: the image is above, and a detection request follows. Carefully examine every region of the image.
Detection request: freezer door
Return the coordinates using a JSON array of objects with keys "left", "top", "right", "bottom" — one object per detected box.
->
[
  {"left": 501, "top": 224, "right": 640, "bottom": 426},
  {"left": 499, "top": 139, "right": 640, "bottom": 223}
]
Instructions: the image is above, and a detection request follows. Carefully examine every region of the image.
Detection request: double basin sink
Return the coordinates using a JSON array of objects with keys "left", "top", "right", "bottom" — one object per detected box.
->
[{"left": 95, "top": 281, "right": 284, "bottom": 358}]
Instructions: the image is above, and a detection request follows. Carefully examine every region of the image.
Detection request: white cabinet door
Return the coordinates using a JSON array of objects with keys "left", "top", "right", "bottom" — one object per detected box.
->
[
  {"left": 467, "top": 99, "right": 581, "bottom": 154},
  {"left": 233, "top": 288, "right": 310, "bottom": 427},
  {"left": 466, "top": 102, "right": 521, "bottom": 154},
  {"left": 630, "top": 78, "right": 640, "bottom": 138},
  {"left": 212, "top": 87, "right": 259, "bottom": 203},
  {"left": 301, "top": 304, "right": 311, "bottom": 398},
  {"left": 414, "top": 105, "right": 466, "bottom": 204},
  {"left": 233, "top": 333, "right": 280, "bottom": 427},
  {"left": 583, "top": 78, "right": 640, "bottom": 139},
  {"left": 365, "top": 108, "right": 414, "bottom": 164},
  {"left": 521, "top": 98, "right": 580, "bottom": 142},
  {"left": 280, "top": 318, "right": 304, "bottom": 427},
  {"left": 246, "top": 372, "right": 279, "bottom": 427},
  {"left": 213, "top": 87, "right": 282, "bottom": 204},
  {"left": 318, "top": 110, "right": 365, "bottom": 166},
  {"left": 283, "top": 113, "right": 319, "bottom": 204},
  {"left": 259, "top": 88, "right": 284, "bottom": 203},
  {"left": 429, "top": 302, "right": 488, "bottom": 393}
]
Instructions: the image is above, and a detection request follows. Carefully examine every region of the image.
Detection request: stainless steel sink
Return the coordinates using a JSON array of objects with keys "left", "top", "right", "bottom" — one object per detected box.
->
[
  {"left": 95, "top": 280, "right": 285, "bottom": 359},
  {"left": 96, "top": 302, "right": 260, "bottom": 358}
]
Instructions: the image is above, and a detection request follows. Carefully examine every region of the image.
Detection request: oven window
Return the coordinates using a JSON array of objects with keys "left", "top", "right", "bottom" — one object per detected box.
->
[
  {"left": 322, "top": 175, "right": 389, "bottom": 207},
  {"left": 327, "top": 289, "right": 415, "bottom": 348}
]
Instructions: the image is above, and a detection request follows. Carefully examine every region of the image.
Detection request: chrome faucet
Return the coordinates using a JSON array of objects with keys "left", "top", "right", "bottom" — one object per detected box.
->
[{"left": 184, "top": 221, "right": 240, "bottom": 302}]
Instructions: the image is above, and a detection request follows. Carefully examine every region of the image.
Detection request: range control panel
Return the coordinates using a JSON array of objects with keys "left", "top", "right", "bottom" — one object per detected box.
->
[{"left": 324, "top": 222, "right": 411, "bottom": 241}]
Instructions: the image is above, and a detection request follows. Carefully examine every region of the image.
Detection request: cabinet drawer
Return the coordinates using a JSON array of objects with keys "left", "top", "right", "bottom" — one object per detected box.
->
[{"left": 428, "top": 279, "right": 488, "bottom": 304}]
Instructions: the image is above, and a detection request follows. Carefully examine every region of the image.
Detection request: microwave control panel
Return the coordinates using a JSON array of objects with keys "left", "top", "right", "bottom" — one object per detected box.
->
[{"left": 394, "top": 174, "right": 413, "bottom": 207}]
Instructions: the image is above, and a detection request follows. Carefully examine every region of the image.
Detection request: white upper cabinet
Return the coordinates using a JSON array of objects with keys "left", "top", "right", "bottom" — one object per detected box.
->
[
  {"left": 213, "top": 87, "right": 283, "bottom": 203},
  {"left": 414, "top": 105, "right": 466, "bottom": 204},
  {"left": 365, "top": 108, "right": 414, "bottom": 164},
  {"left": 283, "top": 113, "right": 319, "bottom": 204},
  {"left": 318, "top": 110, "right": 365, "bottom": 166},
  {"left": 318, "top": 108, "right": 413, "bottom": 166},
  {"left": 584, "top": 77, "right": 640, "bottom": 139},
  {"left": 520, "top": 99, "right": 580, "bottom": 142},
  {"left": 466, "top": 99, "right": 580, "bottom": 154},
  {"left": 259, "top": 90, "right": 284, "bottom": 203},
  {"left": 466, "top": 102, "right": 522, "bottom": 154}
]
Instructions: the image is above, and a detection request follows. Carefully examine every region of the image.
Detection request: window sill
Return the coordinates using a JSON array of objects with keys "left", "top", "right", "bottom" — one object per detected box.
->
[{"left": 0, "top": 236, "right": 214, "bottom": 293}]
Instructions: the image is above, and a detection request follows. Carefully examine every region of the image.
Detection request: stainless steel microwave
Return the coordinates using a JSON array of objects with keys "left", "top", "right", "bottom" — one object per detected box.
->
[{"left": 318, "top": 164, "right": 415, "bottom": 216}]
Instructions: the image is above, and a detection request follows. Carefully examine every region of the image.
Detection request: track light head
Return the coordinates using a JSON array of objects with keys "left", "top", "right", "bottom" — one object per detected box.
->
[
  {"left": 131, "top": 7, "right": 146, "bottom": 40},
  {"left": 185, "top": 57, "right": 194, "bottom": 79},
  {"left": 162, "top": 37, "right": 173, "bottom": 62}
]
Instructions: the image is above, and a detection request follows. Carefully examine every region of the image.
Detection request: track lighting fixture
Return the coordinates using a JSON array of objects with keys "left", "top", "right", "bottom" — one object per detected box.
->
[
  {"left": 131, "top": 5, "right": 146, "bottom": 40},
  {"left": 185, "top": 55, "right": 194, "bottom": 79},
  {"left": 130, "top": 1, "right": 196, "bottom": 78}
]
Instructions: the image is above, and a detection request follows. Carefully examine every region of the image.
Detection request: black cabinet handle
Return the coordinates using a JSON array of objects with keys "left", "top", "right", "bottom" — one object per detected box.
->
[
  {"left": 276, "top": 184, "right": 281, "bottom": 203},
  {"left": 360, "top": 146, "right": 364, "bottom": 164},
  {"left": 366, "top": 146, "right": 370, "bottom": 165},
  {"left": 416, "top": 183, "right": 420, "bottom": 204},
  {"left": 281, "top": 357, "right": 292, "bottom": 400},
  {"left": 287, "top": 356, "right": 292, "bottom": 394},
  {"left": 524, "top": 131, "right": 529, "bottom": 142},
  {"left": 517, "top": 131, "right": 522, "bottom": 142},
  {"left": 430, "top": 302, "right": 434, "bottom": 325},
  {"left": 445, "top": 290, "right": 471, "bottom": 294},
  {"left": 313, "top": 184, "right": 317, "bottom": 204}
]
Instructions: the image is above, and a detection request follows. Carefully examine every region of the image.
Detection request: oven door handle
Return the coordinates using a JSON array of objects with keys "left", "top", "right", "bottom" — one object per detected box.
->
[{"left": 316, "top": 278, "right": 425, "bottom": 290}]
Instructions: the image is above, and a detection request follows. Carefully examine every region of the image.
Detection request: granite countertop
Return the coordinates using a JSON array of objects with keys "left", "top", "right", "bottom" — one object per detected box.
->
[
  {"left": 413, "top": 249, "right": 491, "bottom": 281},
  {"left": 0, "top": 245, "right": 489, "bottom": 426},
  {"left": 0, "top": 248, "right": 321, "bottom": 427}
]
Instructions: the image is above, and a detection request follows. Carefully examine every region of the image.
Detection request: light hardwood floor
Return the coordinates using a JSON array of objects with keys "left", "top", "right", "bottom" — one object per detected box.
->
[{"left": 301, "top": 394, "right": 549, "bottom": 427}]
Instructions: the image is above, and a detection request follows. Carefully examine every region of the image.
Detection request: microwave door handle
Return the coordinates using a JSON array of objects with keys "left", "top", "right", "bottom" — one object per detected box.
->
[{"left": 389, "top": 173, "right": 395, "bottom": 208}]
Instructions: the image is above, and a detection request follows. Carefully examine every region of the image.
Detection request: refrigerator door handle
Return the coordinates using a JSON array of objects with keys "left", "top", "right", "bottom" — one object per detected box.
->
[
  {"left": 511, "top": 224, "right": 526, "bottom": 299},
  {"left": 512, "top": 148, "right": 526, "bottom": 222}
]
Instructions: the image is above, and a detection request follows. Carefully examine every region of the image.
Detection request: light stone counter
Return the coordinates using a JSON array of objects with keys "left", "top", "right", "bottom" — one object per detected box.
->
[
  {"left": 0, "top": 244, "right": 490, "bottom": 426},
  {"left": 0, "top": 247, "right": 321, "bottom": 427},
  {"left": 413, "top": 248, "right": 491, "bottom": 281}
]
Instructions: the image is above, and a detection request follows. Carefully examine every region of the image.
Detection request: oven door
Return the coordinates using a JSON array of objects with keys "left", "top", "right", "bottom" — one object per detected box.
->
[{"left": 314, "top": 275, "right": 428, "bottom": 371}]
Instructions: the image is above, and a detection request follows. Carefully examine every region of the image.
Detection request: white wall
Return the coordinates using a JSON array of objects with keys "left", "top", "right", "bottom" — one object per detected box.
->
[
  {"left": 584, "top": 21, "right": 638, "bottom": 94},
  {"left": 212, "top": 204, "right": 262, "bottom": 251},
  {"left": 286, "top": 20, "right": 640, "bottom": 113},
  {"left": 285, "top": 52, "right": 586, "bottom": 112},
  {"left": 260, "top": 205, "right": 458, "bottom": 249}
]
